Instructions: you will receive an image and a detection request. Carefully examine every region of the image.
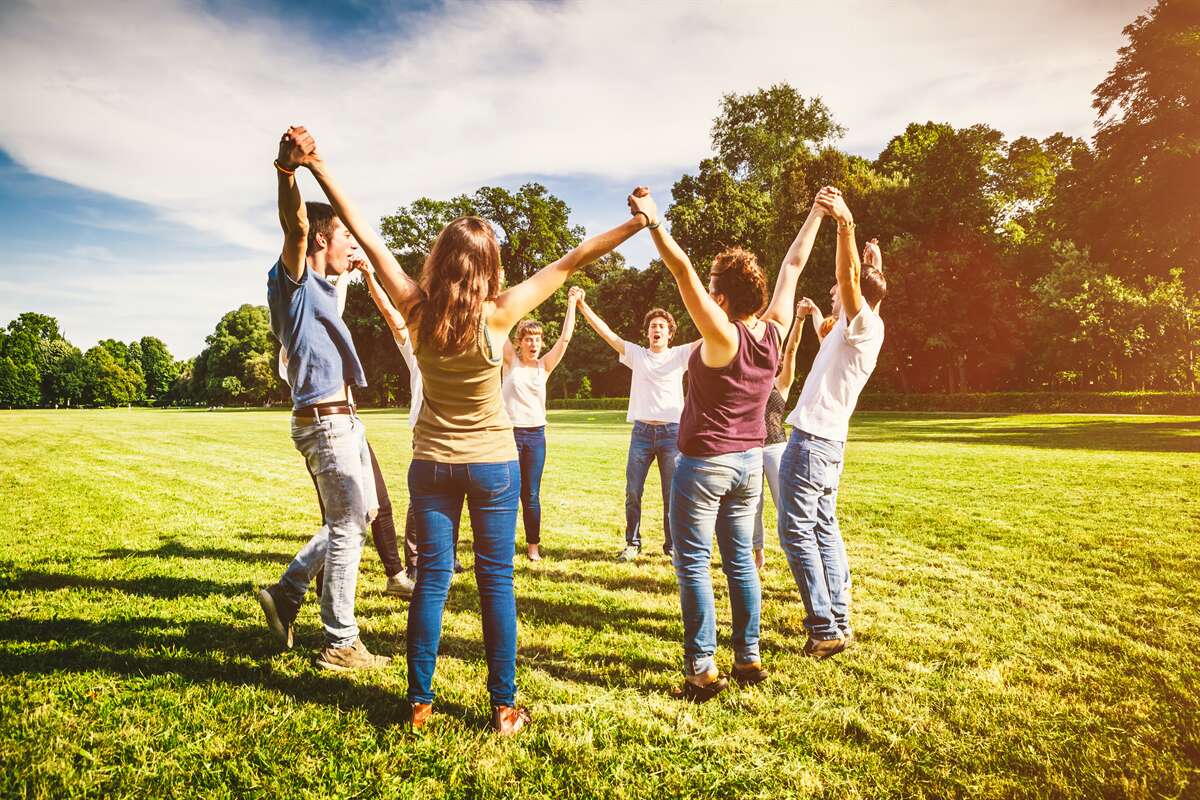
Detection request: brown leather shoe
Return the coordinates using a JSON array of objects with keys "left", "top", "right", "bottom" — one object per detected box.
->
[
  {"left": 731, "top": 661, "right": 769, "bottom": 686},
  {"left": 803, "top": 635, "right": 847, "bottom": 660},
  {"left": 491, "top": 705, "right": 531, "bottom": 736},
  {"left": 410, "top": 702, "right": 432, "bottom": 730}
]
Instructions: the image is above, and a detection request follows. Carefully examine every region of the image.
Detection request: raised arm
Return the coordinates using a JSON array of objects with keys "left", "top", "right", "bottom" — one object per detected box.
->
[
  {"left": 290, "top": 129, "right": 422, "bottom": 316},
  {"left": 777, "top": 298, "right": 814, "bottom": 398},
  {"left": 577, "top": 297, "right": 625, "bottom": 356},
  {"left": 809, "top": 302, "right": 827, "bottom": 343},
  {"left": 357, "top": 260, "right": 410, "bottom": 345},
  {"left": 276, "top": 129, "right": 309, "bottom": 281},
  {"left": 817, "top": 187, "right": 865, "bottom": 320},
  {"left": 631, "top": 188, "right": 738, "bottom": 364},
  {"left": 761, "top": 201, "right": 825, "bottom": 330},
  {"left": 491, "top": 215, "right": 645, "bottom": 334},
  {"left": 543, "top": 287, "right": 581, "bottom": 374}
]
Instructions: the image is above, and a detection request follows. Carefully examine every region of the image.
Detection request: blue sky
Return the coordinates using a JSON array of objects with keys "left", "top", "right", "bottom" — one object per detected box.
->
[{"left": 0, "top": 0, "right": 1146, "bottom": 358}]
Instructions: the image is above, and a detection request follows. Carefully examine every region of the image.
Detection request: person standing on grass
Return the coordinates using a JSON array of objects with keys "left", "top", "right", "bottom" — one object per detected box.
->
[
  {"left": 778, "top": 186, "right": 886, "bottom": 661},
  {"left": 576, "top": 299, "right": 697, "bottom": 562},
  {"left": 257, "top": 127, "right": 388, "bottom": 672},
  {"left": 355, "top": 258, "right": 466, "bottom": 596},
  {"left": 501, "top": 285, "right": 583, "bottom": 562},
  {"left": 278, "top": 263, "right": 412, "bottom": 601},
  {"left": 288, "top": 127, "right": 648, "bottom": 735},
  {"left": 752, "top": 296, "right": 821, "bottom": 571},
  {"left": 628, "top": 186, "right": 826, "bottom": 701}
]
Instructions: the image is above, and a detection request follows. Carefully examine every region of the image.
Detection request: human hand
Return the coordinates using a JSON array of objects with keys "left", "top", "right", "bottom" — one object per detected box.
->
[
  {"left": 796, "top": 297, "right": 819, "bottom": 317},
  {"left": 568, "top": 286, "right": 585, "bottom": 305},
  {"left": 816, "top": 186, "right": 852, "bottom": 225},
  {"left": 352, "top": 256, "right": 373, "bottom": 276},
  {"left": 862, "top": 238, "right": 882, "bottom": 269},
  {"left": 627, "top": 186, "right": 659, "bottom": 227},
  {"left": 277, "top": 125, "right": 319, "bottom": 170}
]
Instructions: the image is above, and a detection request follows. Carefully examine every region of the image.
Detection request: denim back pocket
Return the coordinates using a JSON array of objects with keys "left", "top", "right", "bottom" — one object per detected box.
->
[{"left": 466, "top": 461, "right": 517, "bottom": 502}]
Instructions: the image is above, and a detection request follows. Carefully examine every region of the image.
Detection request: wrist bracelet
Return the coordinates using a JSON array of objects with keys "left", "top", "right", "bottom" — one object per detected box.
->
[
  {"left": 634, "top": 210, "right": 650, "bottom": 227},
  {"left": 648, "top": 218, "right": 660, "bottom": 230},
  {"left": 274, "top": 159, "right": 297, "bottom": 176},
  {"left": 837, "top": 220, "right": 855, "bottom": 232}
]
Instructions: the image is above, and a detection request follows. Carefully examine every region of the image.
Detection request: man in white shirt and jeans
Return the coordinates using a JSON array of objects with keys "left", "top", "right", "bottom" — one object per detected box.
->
[
  {"left": 577, "top": 301, "right": 698, "bottom": 562},
  {"left": 779, "top": 186, "right": 888, "bottom": 660}
]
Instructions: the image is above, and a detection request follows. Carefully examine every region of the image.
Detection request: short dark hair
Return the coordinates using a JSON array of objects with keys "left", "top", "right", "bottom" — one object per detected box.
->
[
  {"left": 710, "top": 247, "right": 768, "bottom": 318},
  {"left": 305, "top": 202, "right": 339, "bottom": 253},
  {"left": 861, "top": 266, "right": 888, "bottom": 308},
  {"left": 644, "top": 308, "right": 676, "bottom": 337}
]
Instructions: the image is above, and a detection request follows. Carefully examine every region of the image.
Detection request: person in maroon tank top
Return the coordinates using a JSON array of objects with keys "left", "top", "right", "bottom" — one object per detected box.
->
[{"left": 626, "top": 186, "right": 828, "bottom": 701}]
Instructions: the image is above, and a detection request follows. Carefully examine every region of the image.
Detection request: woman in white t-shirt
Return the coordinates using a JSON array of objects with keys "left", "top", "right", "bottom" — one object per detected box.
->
[
  {"left": 501, "top": 286, "right": 582, "bottom": 561},
  {"left": 576, "top": 299, "right": 699, "bottom": 562}
]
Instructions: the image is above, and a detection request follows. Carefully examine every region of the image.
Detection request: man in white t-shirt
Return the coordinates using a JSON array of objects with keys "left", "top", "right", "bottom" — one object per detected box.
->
[
  {"left": 778, "top": 187, "right": 887, "bottom": 661},
  {"left": 577, "top": 300, "right": 698, "bottom": 562}
]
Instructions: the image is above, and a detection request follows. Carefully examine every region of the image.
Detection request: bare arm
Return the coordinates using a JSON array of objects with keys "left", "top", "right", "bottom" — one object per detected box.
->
[
  {"left": 577, "top": 298, "right": 625, "bottom": 356},
  {"left": 491, "top": 216, "right": 645, "bottom": 335},
  {"left": 810, "top": 306, "right": 827, "bottom": 342},
  {"left": 776, "top": 300, "right": 811, "bottom": 399},
  {"left": 503, "top": 337, "right": 516, "bottom": 369},
  {"left": 761, "top": 204, "right": 825, "bottom": 330},
  {"left": 543, "top": 289, "right": 580, "bottom": 374},
  {"left": 817, "top": 187, "right": 865, "bottom": 320},
  {"left": 291, "top": 132, "right": 422, "bottom": 316},
  {"left": 359, "top": 262, "right": 410, "bottom": 345},
  {"left": 631, "top": 188, "right": 737, "bottom": 366},
  {"left": 276, "top": 130, "right": 309, "bottom": 281}
]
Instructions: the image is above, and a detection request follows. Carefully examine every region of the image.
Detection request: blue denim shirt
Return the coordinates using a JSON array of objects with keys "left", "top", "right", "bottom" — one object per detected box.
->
[{"left": 267, "top": 260, "right": 366, "bottom": 409}]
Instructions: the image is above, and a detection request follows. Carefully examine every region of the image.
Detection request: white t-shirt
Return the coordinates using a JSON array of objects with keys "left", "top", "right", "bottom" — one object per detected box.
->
[
  {"left": 786, "top": 305, "right": 885, "bottom": 442},
  {"left": 502, "top": 359, "right": 548, "bottom": 427},
  {"left": 396, "top": 335, "right": 424, "bottom": 429},
  {"left": 619, "top": 341, "right": 692, "bottom": 424}
]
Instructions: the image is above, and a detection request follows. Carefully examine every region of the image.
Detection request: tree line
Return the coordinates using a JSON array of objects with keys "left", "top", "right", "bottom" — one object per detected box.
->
[{"left": 2, "top": 0, "right": 1196, "bottom": 407}]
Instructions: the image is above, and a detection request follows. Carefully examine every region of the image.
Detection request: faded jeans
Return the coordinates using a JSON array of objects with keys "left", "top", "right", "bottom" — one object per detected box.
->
[
  {"left": 278, "top": 413, "right": 378, "bottom": 648},
  {"left": 406, "top": 459, "right": 520, "bottom": 708},
  {"left": 777, "top": 429, "right": 850, "bottom": 640},
  {"left": 625, "top": 421, "right": 679, "bottom": 551},
  {"left": 669, "top": 449, "right": 763, "bottom": 676},
  {"left": 753, "top": 441, "right": 787, "bottom": 550}
]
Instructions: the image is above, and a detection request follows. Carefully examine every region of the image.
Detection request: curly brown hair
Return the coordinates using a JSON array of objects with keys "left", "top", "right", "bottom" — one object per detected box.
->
[
  {"left": 643, "top": 308, "right": 676, "bottom": 338},
  {"left": 710, "top": 247, "right": 768, "bottom": 318}
]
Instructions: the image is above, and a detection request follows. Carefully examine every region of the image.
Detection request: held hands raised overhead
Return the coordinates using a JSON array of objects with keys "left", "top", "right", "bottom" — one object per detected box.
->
[
  {"left": 277, "top": 126, "right": 320, "bottom": 171},
  {"left": 627, "top": 186, "right": 659, "bottom": 228},
  {"left": 567, "top": 286, "right": 585, "bottom": 306},
  {"left": 815, "top": 186, "right": 853, "bottom": 226}
]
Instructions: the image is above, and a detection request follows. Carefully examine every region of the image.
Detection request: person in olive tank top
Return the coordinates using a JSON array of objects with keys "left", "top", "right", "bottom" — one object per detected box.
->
[
  {"left": 300, "top": 134, "right": 649, "bottom": 734},
  {"left": 627, "top": 186, "right": 827, "bottom": 702}
]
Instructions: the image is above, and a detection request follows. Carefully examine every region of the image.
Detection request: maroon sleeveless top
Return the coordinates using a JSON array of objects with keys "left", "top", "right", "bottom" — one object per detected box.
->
[{"left": 677, "top": 320, "right": 782, "bottom": 458}]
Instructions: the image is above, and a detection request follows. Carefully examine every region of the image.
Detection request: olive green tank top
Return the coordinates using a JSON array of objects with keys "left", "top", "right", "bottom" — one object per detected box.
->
[{"left": 412, "top": 313, "right": 517, "bottom": 464}]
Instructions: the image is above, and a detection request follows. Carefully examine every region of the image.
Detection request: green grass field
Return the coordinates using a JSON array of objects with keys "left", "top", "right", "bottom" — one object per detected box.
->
[{"left": 1, "top": 409, "right": 1197, "bottom": 799}]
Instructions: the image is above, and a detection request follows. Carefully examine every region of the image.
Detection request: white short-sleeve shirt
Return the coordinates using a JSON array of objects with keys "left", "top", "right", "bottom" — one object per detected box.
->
[
  {"left": 786, "top": 305, "right": 885, "bottom": 442},
  {"left": 619, "top": 341, "right": 693, "bottom": 424}
]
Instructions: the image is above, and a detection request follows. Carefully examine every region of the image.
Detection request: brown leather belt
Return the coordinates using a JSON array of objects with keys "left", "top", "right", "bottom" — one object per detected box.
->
[{"left": 292, "top": 404, "right": 356, "bottom": 421}]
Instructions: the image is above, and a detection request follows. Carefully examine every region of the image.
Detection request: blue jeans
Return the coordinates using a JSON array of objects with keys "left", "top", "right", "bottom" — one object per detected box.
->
[
  {"left": 669, "top": 449, "right": 763, "bottom": 676},
  {"left": 513, "top": 426, "right": 546, "bottom": 545},
  {"left": 279, "top": 413, "right": 378, "bottom": 648},
  {"left": 625, "top": 421, "right": 679, "bottom": 550},
  {"left": 777, "top": 429, "right": 850, "bottom": 640},
  {"left": 406, "top": 459, "right": 520, "bottom": 708}
]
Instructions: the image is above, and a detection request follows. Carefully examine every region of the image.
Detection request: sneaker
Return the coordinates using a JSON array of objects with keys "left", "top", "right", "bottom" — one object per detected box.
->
[
  {"left": 491, "top": 705, "right": 531, "bottom": 736},
  {"left": 453, "top": 558, "right": 467, "bottom": 574},
  {"left": 385, "top": 569, "right": 415, "bottom": 599},
  {"left": 617, "top": 545, "right": 640, "bottom": 563},
  {"left": 731, "top": 661, "right": 770, "bottom": 686},
  {"left": 257, "top": 584, "right": 299, "bottom": 649},
  {"left": 315, "top": 638, "right": 391, "bottom": 672},
  {"left": 802, "top": 635, "right": 847, "bottom": 660}
]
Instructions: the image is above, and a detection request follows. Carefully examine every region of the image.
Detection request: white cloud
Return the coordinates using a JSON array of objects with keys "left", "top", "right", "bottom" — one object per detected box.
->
[{"left": 0, "top": 0, "right": 1145, "bottom": 353}]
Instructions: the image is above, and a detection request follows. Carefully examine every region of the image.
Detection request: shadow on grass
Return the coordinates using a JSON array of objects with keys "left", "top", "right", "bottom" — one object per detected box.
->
[
  {"left": 0, "top": 615, "right": 478, "bottom": 730},
  {"left": 99, "top": 540, "right": 292, "bottom": 565},
  {"left": 0, "top": 567, "right": 247, "bottom": 599},
  {"left": 854, "top": 416, "right": 1200, "bottom": 453},
  {"left": 528, "top": 566, "right": 679, "bottom": 597}
]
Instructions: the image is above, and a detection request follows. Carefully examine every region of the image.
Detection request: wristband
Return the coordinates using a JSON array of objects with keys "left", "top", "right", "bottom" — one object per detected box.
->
[
  {"left": 648, "top": 218, "right": 660, "bottom": 230},
  {"left": 274, "top": 159, "right": 297, "bottom": 176},
  {"left": 837, "top": 220, "right": 855, "bottom": 232},
  {"left": 634, "top": 210, "right": 650, "bottom": 228}
]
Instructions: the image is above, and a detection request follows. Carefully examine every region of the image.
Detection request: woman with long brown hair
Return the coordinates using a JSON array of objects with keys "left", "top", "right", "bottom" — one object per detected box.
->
[{"left": 287, "top": 127, "right": 646, "bottom": 733}]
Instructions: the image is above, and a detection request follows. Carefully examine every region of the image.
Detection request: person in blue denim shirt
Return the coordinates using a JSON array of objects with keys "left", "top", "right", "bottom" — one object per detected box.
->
[
  {"left": 576, "top": 300, "right": 698, "bottom": 562},
  {"left": 779, "top": 187, "right": 888, "bottom": 661},
  {"left": 256, "top": 126, "right": 389, "bottom": 673}
]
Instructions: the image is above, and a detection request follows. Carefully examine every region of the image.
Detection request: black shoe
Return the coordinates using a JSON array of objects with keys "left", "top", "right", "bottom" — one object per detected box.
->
[
  {"left": 662, "top": 541, "right": 673, "bottom": 557},
  {"left": 257, "top": 584, "right": 300, "bottom": 649}
]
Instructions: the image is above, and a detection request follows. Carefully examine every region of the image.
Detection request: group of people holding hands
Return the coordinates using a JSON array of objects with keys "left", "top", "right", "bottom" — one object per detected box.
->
[{"left": 258, "top": 125, "right": 887, "bottom": 733}]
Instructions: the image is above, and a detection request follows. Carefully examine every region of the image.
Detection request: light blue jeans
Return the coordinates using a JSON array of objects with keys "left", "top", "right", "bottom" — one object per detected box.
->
[
  {"left": 777, "top": 429, "right": 850, "bottom": 640},
  {"left": 669, "top": 449, "right": 763, "bottom": 676},
  {"left": 753, "top": 441, "right": 788, "bottom": 550},
  {"left": 279, "top": 413, "right": 378, "bottom": 648},
  {"left": 625, "top": 421, "right": 679, "bottom": 550}
]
